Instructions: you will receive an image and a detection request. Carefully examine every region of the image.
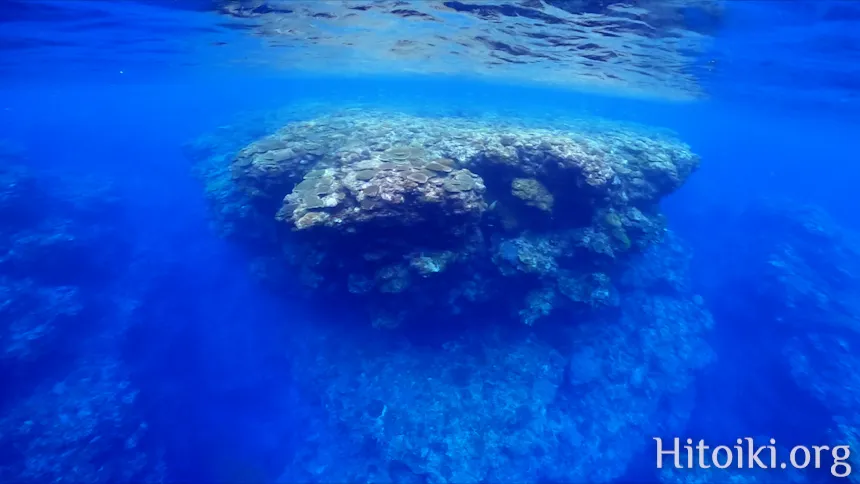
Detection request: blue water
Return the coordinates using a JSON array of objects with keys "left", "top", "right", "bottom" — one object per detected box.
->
[{"left": 2, "top": 1, "right": 860, "bottom": 483}]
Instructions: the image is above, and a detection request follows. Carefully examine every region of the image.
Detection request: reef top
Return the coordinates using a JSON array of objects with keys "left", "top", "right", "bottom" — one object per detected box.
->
[{"left": 231, "top": 111, "right": 698, "bottom": 236}]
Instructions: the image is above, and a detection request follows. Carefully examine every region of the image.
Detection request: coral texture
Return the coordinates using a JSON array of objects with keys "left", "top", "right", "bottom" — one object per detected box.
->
[
  {"left": 192, "top": 109, "right": 700, "bottom": 328},
  {"left": 188, "top": 109, "right": 714, "bottom": 482},
  {"left": 0, "top": 161, "right": 164, "bottom": 484},
  {"left": 689, "top": 199, "right": 860, "bottom": 484},
  {"left": 271, "top": 235, "right": 714, "bottom": 483}
]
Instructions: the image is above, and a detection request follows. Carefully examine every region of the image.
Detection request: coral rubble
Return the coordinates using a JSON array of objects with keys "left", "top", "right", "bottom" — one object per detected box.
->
[{"left": 194, "top": 110, "right": 699, "bottom": 328}]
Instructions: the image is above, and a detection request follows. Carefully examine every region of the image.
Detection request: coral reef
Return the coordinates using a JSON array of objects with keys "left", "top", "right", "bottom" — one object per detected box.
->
[
  {"left": 690, "top": 199, "right": 860, "bottom": 483},
  {"left": 0, "top": 165, "right": 127, "bottom": 375},
  {"left": 278, "top": 160, "right": 487, "bottom": 237},
  {"left": 0, "top": 357, "right": 164, "bottom": 484},
  {"left": 743, "top": 203, "right": 860, "bottom": 481},
  {"left": 191, "top": 109, "right": 699, "bottom": 328},
  {"left": 0, "top": 161, "right": 164, "bottom": 483},
  {"left": 273, "top": 235, "right": 713, "bottom": 482},
  {"left": 511, "top": 177, "right": 553, "bottom": 213},
  {"left": 189, "top": 107, "right": 713, "bottom": 482}
]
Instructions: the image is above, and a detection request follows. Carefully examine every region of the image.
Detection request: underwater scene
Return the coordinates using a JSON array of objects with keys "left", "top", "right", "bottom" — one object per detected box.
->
[{"left": 1, "top": 1, "right": 859, "bottom": 483}]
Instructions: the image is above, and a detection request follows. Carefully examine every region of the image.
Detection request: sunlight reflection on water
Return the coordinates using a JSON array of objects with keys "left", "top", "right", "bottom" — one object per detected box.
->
[
  {"left": 216, "top": 0, "right": 720, "bottom": 99},
  {"left": 3, "top": 0, "right": 859, "bottom": 115}
]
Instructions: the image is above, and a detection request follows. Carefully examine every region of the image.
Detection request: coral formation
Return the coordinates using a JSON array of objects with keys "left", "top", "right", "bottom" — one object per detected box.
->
[
  {"left": 511, "top": 177, "right": 554, "bottom": 212},
  {"left": 191, "top": 109, "right": 700, "bottom": 327},
  {"left": 746, "top": 203, "right": 860, "bottom": 477},
  {"left": 690, "top": 199, "right": 860, "bottom": 483},
  {"left": 0, "top": 357, "right": 164, "bottom": 484},
  {"left": 277, "top": 162, "right": 487, "bottom": 238},
  {"left": 0, "top": 165, "right": 128, "bottom": 374},
  {"left": 188, "top": 107, "right": 714, "bottom": 482},
  {"left": 273, "top": 235, "right": 713, "bottom": 483},
  {"left": 0, "top": 161, "right": 164, "bottom": 484}
]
